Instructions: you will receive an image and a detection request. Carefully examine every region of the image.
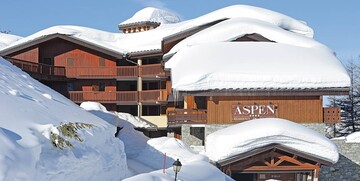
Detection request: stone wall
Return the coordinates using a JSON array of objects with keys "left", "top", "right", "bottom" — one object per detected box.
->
[
  {"left": 319, "top": 140, "right": 360, "bottom": 181},
  {"left": 181, "top": 125, "right": 205, "bottom": 146}
]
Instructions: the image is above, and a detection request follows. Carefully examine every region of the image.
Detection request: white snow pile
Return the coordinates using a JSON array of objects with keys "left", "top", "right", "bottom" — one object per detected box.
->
[
  {"left": 0, "top": 57, "right": 128, "bottom": 181},
  {"left": 81, "top": 102, "right": 233, "bottom": 181},
  {"left": 206, "top": 118, "right": 339, "bottom": 164},
  {"left": 0, "top": 32, "right": 22, "bottom": 49},
  {"left": 120, "top": 7, "right": 181, "bottom": 26},
  {"left": 80, "top": 101, "right": 154, "bottom": 128},
  {"left": 345, "top": 131, "right": 360, "bottom": 143},
  {"left": 166, "top": 42, "right": 350, "bottom": 92}
]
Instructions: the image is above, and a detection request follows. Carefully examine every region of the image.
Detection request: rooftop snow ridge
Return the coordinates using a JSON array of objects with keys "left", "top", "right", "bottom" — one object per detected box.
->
[{"left": 119, "top": 7, "right": 181, "bottom": 26}]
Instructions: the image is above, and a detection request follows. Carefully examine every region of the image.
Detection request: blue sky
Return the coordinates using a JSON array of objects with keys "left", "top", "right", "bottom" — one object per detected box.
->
[{"left": 1, "top": 0, "right": 359, "bottom": 61}]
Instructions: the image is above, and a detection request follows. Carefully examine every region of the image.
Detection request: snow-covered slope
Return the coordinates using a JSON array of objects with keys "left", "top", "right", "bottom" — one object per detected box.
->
[
  {"left": 0, "top": 33, "right": 22, "bottom": 49},
  {"left": 0, "top": 57, "right": 127, "bottom": 180},
  {"left": 120, "top": 7, "right": 181, "bottom": 26},
  {"left": 206, "top": 118, "right": 339, "bottom": 164},
  {"left": 166, "top": 42, "right": 350, "bottom": 92},
  {"left": 81, "top": 102, "right": 233, "bottom": 181}
]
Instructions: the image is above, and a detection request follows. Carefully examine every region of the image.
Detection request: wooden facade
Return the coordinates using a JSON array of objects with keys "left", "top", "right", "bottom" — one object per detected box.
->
[{"left": 207, "top": 96, "right": 323, "bottom": 124}]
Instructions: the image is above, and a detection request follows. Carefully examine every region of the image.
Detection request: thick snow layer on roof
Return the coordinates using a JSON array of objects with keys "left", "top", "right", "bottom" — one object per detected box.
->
[
  {"left": 346, "top": 131, "right": 360, "bottom": 143},
  {"left": 0, "top": 57, "right": 127, "bottom": 180},
  {"left": 0, "top": 33, "right": 22, "bottom": 49},
  {"left": 165, "top": 17, "right": 323, "bottom": 58},
  {"left": 206, "top": 118, "right": 339, "bottom": 164},
  {"left": 120, "top": 7, "right": 181, "bottom": 26},
  {"left": 166, "top": 42, "right": 350, "bottom": 91},
  {"left": 82, "top": 103, "right": 232, "bottom": 180},
  {"left": 172, "top": 5, "right": 313, "bottom": 38}
]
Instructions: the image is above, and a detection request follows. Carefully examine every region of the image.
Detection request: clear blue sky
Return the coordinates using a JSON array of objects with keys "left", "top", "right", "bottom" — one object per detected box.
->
[{"left": 1, "top": 0, "right": 359, "bottom": 61}]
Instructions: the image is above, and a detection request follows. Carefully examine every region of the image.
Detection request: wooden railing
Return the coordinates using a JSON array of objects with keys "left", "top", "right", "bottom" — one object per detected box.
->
[
  {"left": 167, "top": 109, "right": 207, "bottom": 124},
  {"left": 66, "top": 67, "right": 116, "bottom": 78},
  {"left": 140, "top": 89, "right": 167, "bottom": 102},
  {"left": 116, "top": 91, "right": 138, "bottom": 102},
  {"left": 69, "top": 91, "right": 116, "bottom": 103},
  {"left": 6, "top": 57, "right": 66, "bottom": 77},
  {"left": 117, "top": 66, "right": 138, "bottom": 78},
  {"left": 140, "top": 64, "right": 166, "bottom": 77}
]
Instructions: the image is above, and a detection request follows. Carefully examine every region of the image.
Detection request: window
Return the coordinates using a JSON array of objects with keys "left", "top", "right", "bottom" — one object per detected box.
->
[
  {"left": 99, "top": 83, "right": 105, "bottom": 91},
  {"left": 99, "top": 58, "right": 105, "bottom": 67},
  {"left": 67, "top": 58, "right": 74, "bottom": 67},
  {"left": 43, "top": 58, "right": 53, "bottom": 65}
]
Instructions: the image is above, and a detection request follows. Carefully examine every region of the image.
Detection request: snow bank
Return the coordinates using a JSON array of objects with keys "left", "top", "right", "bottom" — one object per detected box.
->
[
  {"left": 120, "top": 7, "right": 181, "bottom": 26},
  {"left": 0, "top": 57, "right": 127, "bottom": 180},
  {"left": 346, "top": 131, "right": 360, "bottom": 143},
  {"left": 166, "top": 42, "right": 350, "bottom": 92},
  {"left": 0, "top": 33, "right": 22, "bottom": 49},
  {"left": 82, "top": 102, "right": 232, "bottom": 180},
  {"left": 206, "top": 118, "right": 339, "bottom": 164}
]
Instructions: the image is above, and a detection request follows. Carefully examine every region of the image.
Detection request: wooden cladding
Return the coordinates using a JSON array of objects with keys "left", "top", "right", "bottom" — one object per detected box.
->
[
  {"left": 207, "top": 96, "right": 323, "bottom": 124},
  {"left": 69, "top": 90, "right": 167, "bottom": 104},
  {"left": 323, "top": 107, "right": 341, "bottom": 123},
  {"left": 140, "top": 64, "right": 166, "bottom": 78}
]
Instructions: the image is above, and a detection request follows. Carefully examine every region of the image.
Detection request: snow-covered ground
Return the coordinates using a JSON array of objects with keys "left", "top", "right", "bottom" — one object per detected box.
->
[
  {"left": 345, "top": 131, "right": 360, "bottom": 143},
  {"left": 206, "top": 118, "right": 339, "bottom": 164},
  {"left": 0, "top": 57, "right": 128, "bottom": 180},
  {"left": 81, "top": 102, "right": 233, "bottom": 181}
]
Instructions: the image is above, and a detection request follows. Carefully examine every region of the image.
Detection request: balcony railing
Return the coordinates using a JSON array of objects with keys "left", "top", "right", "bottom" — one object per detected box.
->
[
  {"left": 117, "top": 66, "right": 138, "bottom": 78},
  {"left": 116, "top": 91, "right": 138, "bottom": 103},
  {"left": 140, "top": 89, "right": 167, "bottom": 102},
  {"left": 167, "top": 109, "right": 207, "bottom": 125},
  {"left": 140, "top": 64, "right": 166, "bottom": 78},
  {"left": 6, "top": 57, "right": 66, "bottom": 77},
  {"left": 66, "top": 67, "right": 116, "bottom": 78},
  {"left": 68, "top": 90, "right": 167, "bottom": 104},
  {"left": 69, "top": 91, "right": 116, "bottom": 103}
]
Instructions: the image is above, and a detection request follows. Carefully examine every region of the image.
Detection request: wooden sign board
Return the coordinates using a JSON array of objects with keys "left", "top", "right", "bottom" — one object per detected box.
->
[{"left": 232, "top": 104, "right": 277, "bottom": 122}]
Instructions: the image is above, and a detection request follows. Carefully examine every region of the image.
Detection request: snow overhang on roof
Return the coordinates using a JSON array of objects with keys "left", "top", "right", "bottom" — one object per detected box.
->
[
  {"left": 119, "top": 7, "right": 181, "bottom": 29},
  {"left": 166, "top": 42, "right": 350, "bottom": 94},
  {"left": 205, "top": 118, "right": 339, "bottom": 164}
]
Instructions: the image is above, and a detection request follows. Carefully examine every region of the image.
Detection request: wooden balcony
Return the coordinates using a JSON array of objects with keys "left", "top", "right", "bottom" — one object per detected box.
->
[
  {"left": 117, "top": 66, "right": 138, "bottom": 79},
  {"left": 5, "top": 57, "right": 66, "bottom": 81},
  {"left": 116, "top": 91, "right": 138, "bottom": 104},
  {"left": 140, "top": 89, "right": 167, "bottom": 103},
  {"left": 140, "top": 64, "right": 166, "bottom": 78},
  {"left": 66, "top": 67, "right": 117, "bottom": 78},
  {"left": 167, "top": 109, "right": 207, "bottom": 125},
  {"left": 69, "top": 91, "right": 116, "bottom": 103}
]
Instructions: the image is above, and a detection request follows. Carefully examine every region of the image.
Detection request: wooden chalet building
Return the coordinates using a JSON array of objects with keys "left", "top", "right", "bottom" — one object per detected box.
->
[{"left": 0, "top": 5, "right": 351, "bottom": 181}]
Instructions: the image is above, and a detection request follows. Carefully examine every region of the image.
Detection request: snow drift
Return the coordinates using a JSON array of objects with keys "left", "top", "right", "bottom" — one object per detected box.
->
[
  {"left": 0, "top": 57, "right": 128, "bottom": 180},
  {"left": 205, "top": 118, "right": 339, "bottom": 164}
]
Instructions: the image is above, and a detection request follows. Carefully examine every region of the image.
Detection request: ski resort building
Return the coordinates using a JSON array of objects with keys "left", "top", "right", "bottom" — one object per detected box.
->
[{"left": 0, "top": 5, "right": 353, "bottom": 181}]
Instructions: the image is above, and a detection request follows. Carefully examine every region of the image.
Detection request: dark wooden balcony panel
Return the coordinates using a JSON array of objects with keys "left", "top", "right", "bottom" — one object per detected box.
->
[
  {"left": 167, "top": 109, "right": 207, "bottom": 125},
  {"left": 140, "top": 89, "right": 167, "bottom": 103},
  {"left": 117, "top": 66, "right": 138, "bottom": 78},
  {"left": 116, "top": 91, "right": 138, "bottom": 104},
  {"left": 140, "top": 64, "right": 166, "bottom": 78},
  {"left": 66, "top": 67, "right": 117, "bottom": 78},
  {"left": 69, "top": 91, "right": 116, "bottom": 103}
]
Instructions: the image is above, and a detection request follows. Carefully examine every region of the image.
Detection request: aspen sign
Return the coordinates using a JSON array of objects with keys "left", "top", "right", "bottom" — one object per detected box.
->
[{"left": 232, "top": 104, "right": 277, "bottom": 122}]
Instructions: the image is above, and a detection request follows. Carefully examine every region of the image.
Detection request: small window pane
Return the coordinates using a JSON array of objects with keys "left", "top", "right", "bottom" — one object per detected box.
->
[
  {"left": 99, "top": 58, "right": 105, "bottom": 67},
  {"left": 67, "top": 58, "right": 74, "bottom": 67}
]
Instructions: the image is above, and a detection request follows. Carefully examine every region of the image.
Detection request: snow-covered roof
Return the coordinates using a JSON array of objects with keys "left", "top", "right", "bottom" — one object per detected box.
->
[
  {"left": 119, "top": 7, "right": 181, "bottom": 27},
  {"left": 1, "top": 5, "right": 314, "bottom": 57},
  {"left": 205, "top": 118, "right": 339, "bottom": 164},
  {"left": 166, "top": 42, "right": 350, "bottom": 92},
  {"left": 0, "top": 33, "right": 22, "bottom": 49}
]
